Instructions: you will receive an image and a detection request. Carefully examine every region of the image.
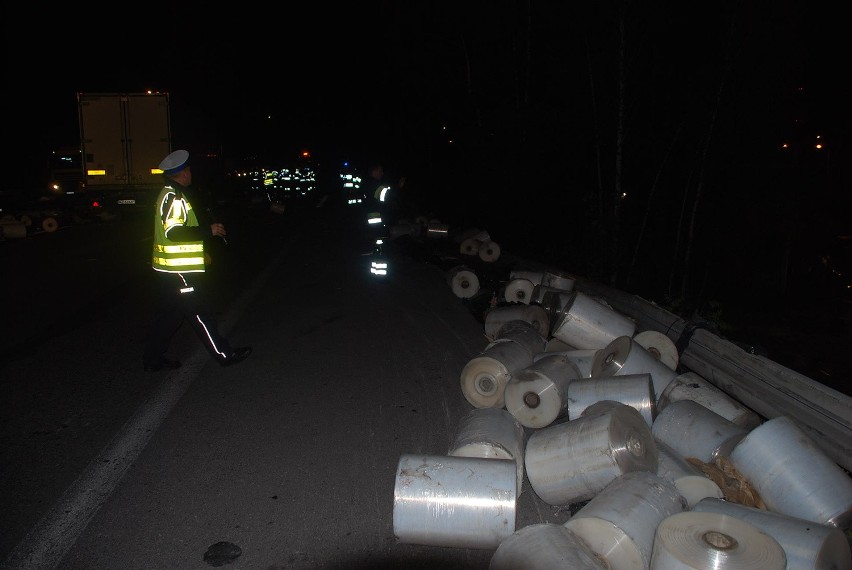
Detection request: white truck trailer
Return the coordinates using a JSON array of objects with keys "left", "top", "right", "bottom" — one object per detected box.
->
[{"left": 78, "top": 92, "right": 172, "bottom": 214}]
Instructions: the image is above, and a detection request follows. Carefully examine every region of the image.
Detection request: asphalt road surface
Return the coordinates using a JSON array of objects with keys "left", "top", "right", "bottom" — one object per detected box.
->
[
  {"left": 2, "top": 189, "right": 850, "bottom": 569},
  {"left": 0, "top": 196, "right": 576, "bottom": 569}
]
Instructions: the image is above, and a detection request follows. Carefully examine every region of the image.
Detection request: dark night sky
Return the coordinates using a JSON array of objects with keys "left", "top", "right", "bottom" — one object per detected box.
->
[
  {"left": 2, "top": 1, "right": 849, "bottom": 315},
  {"left": 3, "top": 1, "right": 852, "bottom": 197}
]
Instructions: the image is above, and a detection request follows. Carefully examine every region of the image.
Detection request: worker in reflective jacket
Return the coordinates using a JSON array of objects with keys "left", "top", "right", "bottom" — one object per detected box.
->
[
  {"left": 143, "top": 149, "right": 252, "bottom": 371},
  {"left": 363, "top": 163, "right": 391, "bottom": 253},
  {"left": 362, "top": 162, "right": 403, "bottom": 277}
]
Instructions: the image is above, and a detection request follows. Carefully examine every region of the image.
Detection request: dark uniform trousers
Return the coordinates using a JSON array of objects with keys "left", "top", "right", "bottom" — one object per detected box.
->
[{"left": 143, "top": 270, "right": 233, "bottom": 365}]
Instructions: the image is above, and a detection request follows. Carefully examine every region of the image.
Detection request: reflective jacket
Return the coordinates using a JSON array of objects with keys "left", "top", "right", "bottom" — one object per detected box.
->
[
  {"left": 151, "top": 184, "right": 206, "bottom": 273},
  {"left": 366, "top": 183, "right": 392, "bottom": 225}
]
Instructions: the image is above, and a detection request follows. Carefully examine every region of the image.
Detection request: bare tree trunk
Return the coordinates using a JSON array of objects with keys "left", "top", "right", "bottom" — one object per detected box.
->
[
  {"left": 524, "top": 0, "right": 531, "bottom": 107},
  {"left": 679, "top": 16, "right": 737, "bottom": 303},
  {"left": 584, "top": 34, "right": 604, "bottom": 224},
  {"left": 459, "top": 32, "right": 482, "bottom": 129},
  {"left": 610, "top": 15, "right": 626, "bottom": 285},
  {"left": 626, "top": 123, "right": 682, "bottom": 288},
  {"left": 667, "top": 166, "right": 695, "bottom": 299}
]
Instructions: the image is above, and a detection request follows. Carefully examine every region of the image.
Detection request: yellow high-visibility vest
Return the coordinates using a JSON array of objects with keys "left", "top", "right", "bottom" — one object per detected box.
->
[{"left": 151, "top": 185, "right": 206, "bottom": 273}]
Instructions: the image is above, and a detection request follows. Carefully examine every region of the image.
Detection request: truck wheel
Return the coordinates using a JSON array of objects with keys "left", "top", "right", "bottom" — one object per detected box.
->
[{"left": 42, "top": 217, "right": 59, "bottom": 233}]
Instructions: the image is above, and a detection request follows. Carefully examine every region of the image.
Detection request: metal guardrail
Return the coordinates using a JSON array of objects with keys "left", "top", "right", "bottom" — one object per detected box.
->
[{"left": 571, "top": 277, "right": 852, "bottom": 473}]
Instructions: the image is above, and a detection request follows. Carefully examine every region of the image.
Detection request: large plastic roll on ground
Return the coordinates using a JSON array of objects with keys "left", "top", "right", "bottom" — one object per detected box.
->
[
  {"left": 41, "top": 216, "right": 59, "bottom": 232},
  {"left": 693, "top": 497, "right": 852, "bottom": 570},
  {"left": 504, "top": 354, "right": 582, "bottom": 429},
  {"left": 449, "top": 407, "right": 526, "bottom": 495},
  {"left": 503, "top": 278, "right": 535, "bottom": 304},
  {"left": 492, "top": 319, "right": 547, "bottom": 358},
  {"left": 530, "top": 284, "right": 569, "bottom": 308},
  {"left": 460, "top": 338, "right": 534, "bottom": 408},
  {"left": 525, "top": 401, "right": 657, "bottom": 505},
  {"left": 490, "top": 523, "right": 607, "bottom": 570},
  {"left": 565, "top": 471, "right": 687, "bottom": 570},
  {"left": 657, "top": 371, "right": 762, "bottom": 430},
  {"left": 1, "top": 222, "right": 27, "bottom": 239},
  {"left": 650, "top": 511, "right": 787, "bottom": 570},
  {"left": 591, "top": 335, "right": 678, "bottom": 403},
  {"left": 534, "top": 348, "right": 598, "bottom": 378},
  {"left": 453, "top": 228, "right": 490, "bottom": 243},
  {"left": 652, "top": 399, "right": 748, "bottom": 463},
  {"left": 566, "top": 373, "right": 656, "bottom": 427},
  {"left": 535, "top": 287, "right": 572, "bottom": 316},
  {"left": 541, "top": 270, "right": 576, "bottom": 292},
  {"left": 478, "top": 239, "right": 501, "bottom": 262},
  {"left": 393, "top": 454, "right": 517, "bottom": 549},
  {"left": 446, "top": 265, "right": 480, "bottom": 298},
  {"left": 543, "top": 336, "right": 573, "bottom": 351},
  {"left": 551, "top": 291, "right": 638, "bottom": 350},
  {"left": 728, "top": 415, "right": 852, "bottom": 528},
  {"left": 484, "top": 305, "right": 550, "bottom": 342},
  {"left": 425, "top": 221, "right": 448, "bottom": 238},
  {"left": 633, "top": 330, "right": 679, "bottom": 371},
  {"left": 460, "top": 237, "right": 483, "bottom": 256},
  {"left": 509, "top": 269, "right": 543, "bottom": 285},
  {"left": 655, "top": 441, "right": 723, "bottom": 508}
]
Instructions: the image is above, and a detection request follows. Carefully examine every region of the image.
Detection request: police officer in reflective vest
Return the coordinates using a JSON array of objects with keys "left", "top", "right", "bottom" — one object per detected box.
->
[{"left": 142, "top": 149, "right": 252, "bottom": 371}]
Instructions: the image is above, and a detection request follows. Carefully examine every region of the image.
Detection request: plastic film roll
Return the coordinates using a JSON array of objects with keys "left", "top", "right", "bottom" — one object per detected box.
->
[
  {"left": 449, "top": 407, "right": 526, "bottom": 495},
  {"left": 509, "top": 269, "right": 543, "bottom": 286},
  {"left": 484, "top": 305, "right": 550, "bottom": 341},
  {"left": 460, "top": 339, "right": 534, "bottom": 408},
  {"left": 565, "top": 471, "right": 687, "bottom": 570},
  {"left": 1, "top": 222, "right": 27, "bottom": 239},
  {"left": 728, "top": 416, "right": 852, "bottom": 528},
  {"left": 425, "top": 221, "right": 448, "bottom": 238},
  {"left": 566, "top": 373, "right": 656, "bottom": 427},
  {"left": 650, "top": 511, "right": 786, "bottom": 570},
  {"left": 504, "top": 354, "right": 582, "bottom": 429},
  {"left": 655, "top": 441, "right": 723, "bottom": 508},
  {"left": 633, "top": 330, "right": 679, "bottom": 371},
  {"left": 525, "top": 401, "right": 658, "bottom": 505},
  {"left": 393, "top": 454, "right": 516, "bottom": 549},
  {"left": 531, "top": 285, "right": 568, "bottom": 307},
  {"left": 535, "top": 348, "right": 598, "bottom": 378},
  {"left": 592, "top": 336, "right": 678, "bottom": 403},
  {"left": 543, "top": 337, "right": 575, "bottom": 352},
  {"left": 447, "top": 265, "right": 480, "bottom": 298},
  {"left": 551, "top": 292, "right": 638, "bottom": 351},
  {"left": 652, "top": 400, "right": 748, "bottom": 463},
  {"left": 470, "top": 229, "right": 491, "bottom": 242},
  {"left": 479, "top": 239, "right": 501, "bottom": 262},
  {"left": 693, "top": 497, "right": 852, "bottom": 570},
  {"left": 537, "top": 289, "right": 573, "bottom": 321},
  {"left": 658, "top": 372, "right": 762, "bottom": 430},
  {"left": 541, "top": 270, "right": 576, "bottom": 292},
  {"left": 494, "top": 319, "right": 547, "bottom": 359},
  {"left": 490, "top": 523, "right": 607, "bottom": 570},
  {"left": 460, "top": 237, "right": 483, "bottom": 256},
  {"left": 504, "top": 278, "right": 535, "bottom": 304}
]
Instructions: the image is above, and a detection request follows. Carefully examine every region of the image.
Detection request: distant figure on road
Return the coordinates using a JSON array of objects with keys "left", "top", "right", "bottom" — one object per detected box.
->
[
  {"left": 362, "top": 162, "right": 406, "bottom": 253},
  {"left": 142, "top": 149, "right": 252, "bottom": 372}
]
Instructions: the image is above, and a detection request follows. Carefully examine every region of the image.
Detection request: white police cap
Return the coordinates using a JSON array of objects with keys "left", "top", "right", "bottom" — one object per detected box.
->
[{"left": 159, "top": 149, "right": 190, "bottom": 175}]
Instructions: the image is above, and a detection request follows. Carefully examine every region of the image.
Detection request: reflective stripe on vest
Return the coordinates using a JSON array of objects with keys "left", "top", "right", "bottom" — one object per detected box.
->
[
  {"left": 374, "top": 185, "right": 390, "bottom": 202},
  {"left": 152, "top": 186, "right": 206, "bottom": 273}
]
